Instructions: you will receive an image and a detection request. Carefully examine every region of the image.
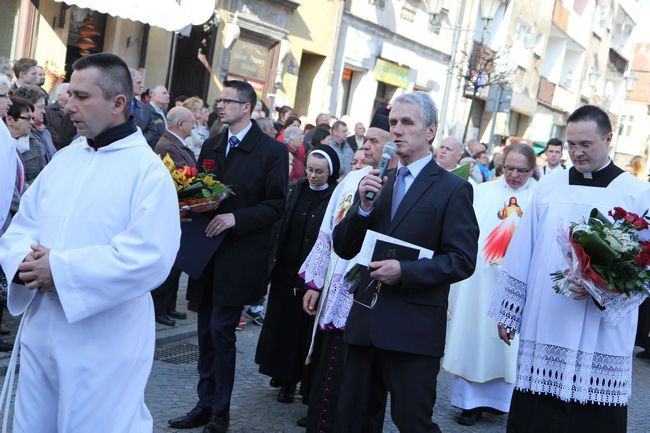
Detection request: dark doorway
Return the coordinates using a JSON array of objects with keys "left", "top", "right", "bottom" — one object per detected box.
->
[
  {"left": 294, "top": 52, "right": 325, "bottom": 118},
  {"left": 167, "top": 24, "right": 217, "bottom": 103}
]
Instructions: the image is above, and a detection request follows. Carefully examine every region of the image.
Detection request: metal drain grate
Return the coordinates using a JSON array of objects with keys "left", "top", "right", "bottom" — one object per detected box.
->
[{"left": 155, "top": 343, "right": 199, "bottom": 364}]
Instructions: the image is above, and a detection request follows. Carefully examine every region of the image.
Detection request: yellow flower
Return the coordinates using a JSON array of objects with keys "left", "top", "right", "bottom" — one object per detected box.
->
[
  {"left": 202, "top": 175, "right": 215, "bottom": 186},
  {"left": 162, "top": 154, "right": 176, "bottom": 172}
]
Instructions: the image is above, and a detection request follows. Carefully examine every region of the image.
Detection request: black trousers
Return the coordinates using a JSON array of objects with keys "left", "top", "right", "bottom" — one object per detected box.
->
[
  {"left": 307, "top": 330, "right": 385, "bottom": 433},
  {"left": 334, "top": 344, "right": 442, "bottom": 433},
  {"left": 196, "top": 284, "right": 242, "bottom": 417},
  {"left": 507, "top": 389, "right": 627, "bottom": 433},
  {"left": 151, "top": 267, "right": 182, "bottom": 316}
]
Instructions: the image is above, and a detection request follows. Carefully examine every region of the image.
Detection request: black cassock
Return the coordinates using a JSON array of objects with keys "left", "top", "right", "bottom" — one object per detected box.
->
[{"left": 255, "top": 179, "right": 334, "bottom": 392}]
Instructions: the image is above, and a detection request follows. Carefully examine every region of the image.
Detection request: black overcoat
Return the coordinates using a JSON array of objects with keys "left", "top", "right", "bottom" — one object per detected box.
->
[{"left": 187, "top": 121, "right": 288, "bottom": 306}]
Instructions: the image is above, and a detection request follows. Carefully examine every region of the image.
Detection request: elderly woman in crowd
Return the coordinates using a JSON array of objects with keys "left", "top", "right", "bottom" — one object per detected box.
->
[
  {"left": 284, "top": 125, "right": 306, "bottom": 183},
  {"left": 444, "top": 143, "right": 538, "bottom": 426},
  {"left": 6, "top": 96, "right": 45, "bottom": 186},
  {"left": 255, "top": 146, "right": 340, "bottom": 407},
  {"left": 183, "top": 96, "right": 209, "bottom": 159},
  {"left": 13, "top": 84, "right": 57, "bottom": 162}
]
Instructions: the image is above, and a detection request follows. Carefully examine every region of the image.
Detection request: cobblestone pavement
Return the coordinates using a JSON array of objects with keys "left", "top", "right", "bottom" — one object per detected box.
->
[
  {"left": 0, "top": 278, "right": 647, "bottom": 432},
  {"left": 147, "top": 319, "right": 650, "bottom": 433}
]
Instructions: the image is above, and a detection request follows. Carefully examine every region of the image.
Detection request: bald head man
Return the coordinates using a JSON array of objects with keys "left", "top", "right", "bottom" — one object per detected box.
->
[
  {"left": 154, "top": 106, "right": 197, "bottom": 167},
  {"left": 167, "top": 106, "right": 194, "bottom": 139},
  {"left": 436, "top": 136, "right": 464, "bottom": 171}
]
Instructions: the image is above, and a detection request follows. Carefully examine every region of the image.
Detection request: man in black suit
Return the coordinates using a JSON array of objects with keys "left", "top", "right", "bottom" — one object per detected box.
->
[
  {"left": 346, "top": 121, "right": 365, "bottom": 152},
  {"left": 332, "top": 92, "right": 479, "bottom": 433},
  {"left": 168, "top": 80, "right": 287, "bottom": 433}
]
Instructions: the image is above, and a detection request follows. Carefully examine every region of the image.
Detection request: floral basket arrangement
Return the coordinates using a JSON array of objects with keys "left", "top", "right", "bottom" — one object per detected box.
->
[
  {"left": 551, "top": 207, "right": 650, "bottom": 308},
  {"left": 162, "top": 155, "right": 233, "bottom": 213}
]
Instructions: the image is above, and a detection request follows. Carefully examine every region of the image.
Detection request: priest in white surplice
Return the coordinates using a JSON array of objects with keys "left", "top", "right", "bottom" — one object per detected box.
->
[
  {"left": 489, "top": 105, "right": 649, "bottom": 433},
  {"left": 444, "top": 143, "right": 537, "bottom": 426},
  {"left": 0, "top": 53, "right": 180, "bottom": 433}
]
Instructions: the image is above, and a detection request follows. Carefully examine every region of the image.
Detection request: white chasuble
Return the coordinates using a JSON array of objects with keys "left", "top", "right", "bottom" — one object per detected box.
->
[
  {"left": 444, "top": 176, "right": 536, "bottom": 384},
  {"left": 0, "top": 131, "right": 181, "bottom": 433}
]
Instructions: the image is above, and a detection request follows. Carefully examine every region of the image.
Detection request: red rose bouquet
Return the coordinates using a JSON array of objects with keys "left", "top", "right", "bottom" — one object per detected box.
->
[
  {"left": 162, "top": 155, "right": 233, "bottom": 212},
  {"left": 551, "top": 207, "right": 650, "bottom": 308}
]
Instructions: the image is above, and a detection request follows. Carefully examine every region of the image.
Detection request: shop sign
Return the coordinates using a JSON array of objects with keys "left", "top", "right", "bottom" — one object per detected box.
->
[
  {"left": 373, "top": 58, "right": 410, "bottom": 88},
  {"left": 229, "top": 39, "right": 268, "bottom": 82}
]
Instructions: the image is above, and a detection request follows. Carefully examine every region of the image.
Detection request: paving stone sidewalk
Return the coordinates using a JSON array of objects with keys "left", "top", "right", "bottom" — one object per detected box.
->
[
  {"left": 0, "top": 275, "right": 647, "bottom": 432},
  {"left": 146, "top": 278, "right": 650, "bottom": 433}
]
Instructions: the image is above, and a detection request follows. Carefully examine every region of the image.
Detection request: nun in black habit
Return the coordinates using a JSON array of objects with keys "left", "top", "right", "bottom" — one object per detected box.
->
[{"left": 255, "top": 145, "right": 341, "bottom": 403}]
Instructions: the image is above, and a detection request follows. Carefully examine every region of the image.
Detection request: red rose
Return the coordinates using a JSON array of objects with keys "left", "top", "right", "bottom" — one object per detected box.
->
[
  {"left": 191, "top": 167, "right": 197, "bottom": 177},
  {"left": 633, "top": 218, "right": 649, "bottom": 230},
  {"left": 635, "top": 253, "right": 650, "bottom": 268},
  {"left": 623, "top": 213, "right": 638, "bottom": 225},
  {"left": 203, "top": 159, "right": 216, "bottom": 171},
  {"left": 609, "top": 207, "right": 628, "bottom": 221}
]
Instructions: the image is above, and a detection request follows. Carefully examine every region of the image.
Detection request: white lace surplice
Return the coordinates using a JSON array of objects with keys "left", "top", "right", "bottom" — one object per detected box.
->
[
  {"left": 489, "top": 170, "right": 649, "bottom": 406},
  {"left": 299, "top": 166, "right": 370, "bottom": 330}
]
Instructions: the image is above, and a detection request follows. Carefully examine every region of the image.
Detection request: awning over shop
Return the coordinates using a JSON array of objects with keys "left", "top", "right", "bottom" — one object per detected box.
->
[{"left": 54, "top": 0, "right": 215, "bottom": 32}]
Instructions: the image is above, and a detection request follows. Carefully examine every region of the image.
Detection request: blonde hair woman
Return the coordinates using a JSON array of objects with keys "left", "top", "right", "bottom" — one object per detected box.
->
[{"left": 183, "top": 96, "right": 209, "bottom": 159}]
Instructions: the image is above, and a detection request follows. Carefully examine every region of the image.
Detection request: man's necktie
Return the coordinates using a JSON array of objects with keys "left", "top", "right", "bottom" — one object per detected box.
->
[
  {"left": 227, "top": 136, "right": 240, "bottom": 158},
  {"left": 391, "top": 166, "right": 410, "bottom": 219}
]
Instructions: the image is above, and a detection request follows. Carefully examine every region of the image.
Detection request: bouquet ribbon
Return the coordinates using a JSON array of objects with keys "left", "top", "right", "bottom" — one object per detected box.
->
[{"left": 570, "top": 238, "right": 608, "bottom": 288}]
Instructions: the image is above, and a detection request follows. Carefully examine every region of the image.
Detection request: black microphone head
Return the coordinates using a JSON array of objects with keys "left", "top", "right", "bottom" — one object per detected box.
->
[{"left": 383, "top": 142, "right": 397, "bottom": 158}]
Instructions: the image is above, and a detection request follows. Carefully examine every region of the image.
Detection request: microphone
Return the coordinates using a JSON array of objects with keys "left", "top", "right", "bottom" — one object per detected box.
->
[{"left": 364, "top": 142, "right": 397, "bottom": 201}]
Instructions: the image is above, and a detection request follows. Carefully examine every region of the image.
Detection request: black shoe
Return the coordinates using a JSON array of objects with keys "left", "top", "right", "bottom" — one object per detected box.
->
[
  {"left": 168, "top": 309, "right": 187, "bottom": 320},
  {"left": 0, "top": 339, "right": 12, "bottom": 352},
  {"left": 168, "top": 406, "right": 211, "bottom": 429},
  {"left": 155, "top": 315, "right": 176, "bottom": 327},
  {"left": 187, "top": 302, "right": 200, "bottom": 312},
  {"left": 244, "top": 307, "right": 264, "bottom": 326},
  {"left": 457, "top": 409, "right": 482, "bottom": 426},
  {"left": 277, "top": 384, "right": 296, "bottom": 403},
  {"left": 202, "top": 415, "right": 229, "bottom": 433},
  {"left": 269, "top": 378, "right": 280, "bottom": 388},
  {"left": 636, "top": 349, "right": 650, "bottom": 359},
  {"left": 296, "top": 416, "right": 308, "bottom": 427}
]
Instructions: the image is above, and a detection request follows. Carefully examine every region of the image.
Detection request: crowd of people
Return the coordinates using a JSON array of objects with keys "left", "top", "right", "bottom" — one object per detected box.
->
[{"left": 0, "top": 52, "right": 648, "bottom": 433}]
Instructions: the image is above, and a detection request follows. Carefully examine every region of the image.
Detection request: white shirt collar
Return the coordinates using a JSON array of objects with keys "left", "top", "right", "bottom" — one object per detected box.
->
[
  {"left": 396, "top": 154, "right": 432, "bottom": 179},
  {"left": 167, "top": 130, "right": 189, "bottom": 147},
  {"left": 228, "top": 121, "right": 253, "bottom": 143},
  {"left": 582, "top": 159, "right": 612, "bottom": 179}
]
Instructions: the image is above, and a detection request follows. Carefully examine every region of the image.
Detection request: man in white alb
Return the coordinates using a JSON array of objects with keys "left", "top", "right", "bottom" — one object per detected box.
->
[
  {"left": 0, "top": 53, "right": 180, "bottom": 433},
  {"left": 490, "top": 105, "right": 648, "bottom": 433}
]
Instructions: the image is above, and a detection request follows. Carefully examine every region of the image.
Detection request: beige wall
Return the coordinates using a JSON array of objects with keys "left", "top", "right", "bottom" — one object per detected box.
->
[
  {"left": 144, "top": 27, "right": 173, "bottom": 88},
  {"left": 103, "top": 18, "right": 143, "bottom": 70},
  {"left": 33, "top": 0, "right": 69, "bottom": 73},
  {"left": 284, "top": 0, "right": 340, "bottom": 119}
]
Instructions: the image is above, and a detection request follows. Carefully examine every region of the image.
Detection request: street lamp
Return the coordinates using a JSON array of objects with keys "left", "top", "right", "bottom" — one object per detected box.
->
[
  {"left": 588, "top": 66, "right": 600, "bottom": 94},
  {"left": 480, "top": 0, "right": 504, "bottom": 25}
]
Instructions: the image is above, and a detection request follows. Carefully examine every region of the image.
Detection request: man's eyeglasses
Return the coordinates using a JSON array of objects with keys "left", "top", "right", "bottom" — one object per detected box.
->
[
  {"left": 565, "top": 142, "right": 593, "bottom": 151},
  {"left": 503, "top": 165, "right": 531, "bottom": 174},
  {"left": 564, "top": 135, "right": 607, "bottom": 151},
  {"left": 352, "top": 280, "right": 383, "bottom": 309},
  {"left": 216, "top": 98, "right": 247, "bottom": 105},
  {"left": 18, "top": 115, "right": 34, "bottom": 121}
]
